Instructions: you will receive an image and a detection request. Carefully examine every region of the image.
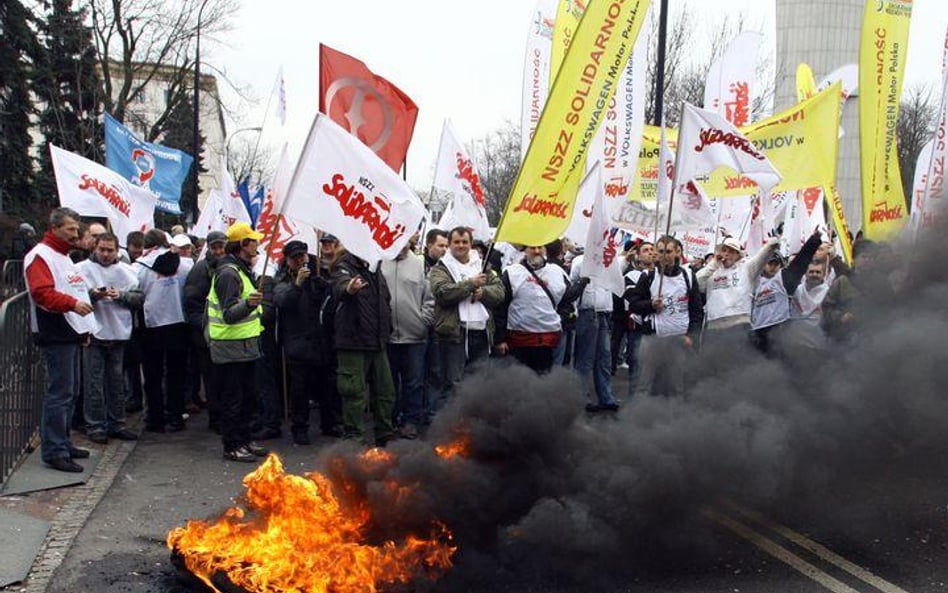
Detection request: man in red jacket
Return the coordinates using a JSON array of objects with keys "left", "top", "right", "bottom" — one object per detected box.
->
[{"left": 24, "top": 208, "right": 98, "bottom": 473}]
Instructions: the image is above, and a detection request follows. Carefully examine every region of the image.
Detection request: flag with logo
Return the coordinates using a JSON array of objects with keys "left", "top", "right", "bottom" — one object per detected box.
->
[
  {"left": 237, "top": 178, "right": 265, "bottom": 228},
  {"left": 280, "top": 114, "right": 426, "bottom": 264},
  {"left": 584, "top": 170, "right": 625, "bottom": 297},
  {"left": 319, "top": 44, "right": 419, "bottom": 173},
  {"left": 50, "top": 144, "right": 156, "bottom": 242},
  {"left": 550, "top": 0, "right": 587, "bottom": 83},
  {"left": 431, "top": 119, "right": 491, "bottom": 240},
  {"left": 910, "top": 27, "right": 948, "bottom": 238},
  {"left": 859, "top": 0, "right": 913, "bottom": 239},
  {"left": 255, "top": 143, "right": 317, "bottom": 264},
  {"left": 703, "top": 31, "right": 762, "bottom": 127},
  {"left": 521, "top": 0, "right": 558, "bottom": 158},
  {"left": 496, "top": 0, "right": 652, "bottom": 246},
  {"left": 103, "top": 113, "right": 193, "bottom": 215},
  {"left": 563, "top": 162, "right": 601, "bottom": 244}
]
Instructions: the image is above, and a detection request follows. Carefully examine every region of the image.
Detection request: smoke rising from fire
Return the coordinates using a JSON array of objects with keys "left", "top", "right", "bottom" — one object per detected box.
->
[{"left": 314, "top": 224, "right": 948, "bottom": 585}]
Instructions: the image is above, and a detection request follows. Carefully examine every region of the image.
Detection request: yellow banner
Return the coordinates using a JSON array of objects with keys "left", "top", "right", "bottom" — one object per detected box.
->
[
  {"left": 497, "top": 0, "right": 652, "bottom": 245},
  {"left": 796, "top": 63, "right": 817, "bottom": 102},
  {"left": 827, "top": 184, "right": 854, "bottom": 264},
  {"left": 630, "top": 83, "right": 843, "bottom": 201},
  {"left": 859, "top": 0, "right": 913, "bottom": 239},
  {"left": 550, "top": 0, "right": 587, "bottom": 83}
]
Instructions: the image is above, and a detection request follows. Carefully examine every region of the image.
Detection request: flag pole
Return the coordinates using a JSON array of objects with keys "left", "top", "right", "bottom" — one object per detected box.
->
[
  {"left": 652, "top": 0, "right": 669, "bottom": 128},
  {"left": 246, "top": 71, "right": 278, "bottom": 188},
  {"left": 656, "top": 117, "right": 682, "bottom": 297}
]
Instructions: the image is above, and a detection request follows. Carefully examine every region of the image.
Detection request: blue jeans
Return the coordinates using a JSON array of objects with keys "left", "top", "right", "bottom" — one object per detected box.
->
[
  {"left": 435, "top": 330, "right": 489, "bottom": 413},
  {"left": 387, "top": 342, "right": 427, "bottom": 427},
  {"left": 573, "top": 309, "right": 617, "bottom": 406},
  {"left": 40, "top": 343, "right": 80, "bottom": 462},
  {"left": 83, "top": 341, "right": 127, "bottom": 436}
]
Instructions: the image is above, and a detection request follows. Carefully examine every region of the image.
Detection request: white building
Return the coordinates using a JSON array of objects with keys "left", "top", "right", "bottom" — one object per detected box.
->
[{"left": 775, "top": 0, "right": 863, "bottom": 232}]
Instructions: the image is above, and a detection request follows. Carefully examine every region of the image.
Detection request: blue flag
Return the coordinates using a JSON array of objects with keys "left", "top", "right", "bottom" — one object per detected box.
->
[
  {"left": 237, "top": 177, "right": 265, "bottom": 228},
  {"left": 104, "top": 113, "right": 194, "bottom": 215}
]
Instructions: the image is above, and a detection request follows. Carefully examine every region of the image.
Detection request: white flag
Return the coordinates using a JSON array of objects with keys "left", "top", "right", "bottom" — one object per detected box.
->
[
  {"left": 280, "top": 114, "right": 426, "bottom": 264},
  {"left": 583, "top": 174, "right": 625, "bottom": 297},
  {"left": 49, "top": 144, "right": 156, "bottom": 243},
  {"left": 562, "top": 162, "right": 601, "bottom": 245},
  {"left": 256, "top": 145, "right": 320, "bottom": 269},
  {"left": 910, "top": 139, "right": 936, "bottom": 235},
  {"left": 191, "top": 159, "right": 251, "bottom": 238},
  {"left": 520, "top": 0, "right": 557, "bottom": 159},
  {"left": 192, "top": 190, "right": 222, "bottom": 238},
  {"left": 676, "top": 103, "right": 782, "bottom": 197},
  {"left": 703, "top": 32, "right": 762, "bottom": 127},
  {"left": 817, "top": 64, "right": 859, "bottom": 98},
  {"left": 273, "top": 66, "right": 287, "bottom": 127},
  {"left": 431, "top": 119, "right": 491, "bottom": 240},
  {"left": 912, "top": 29, "right": 948, "bottom": 237}
]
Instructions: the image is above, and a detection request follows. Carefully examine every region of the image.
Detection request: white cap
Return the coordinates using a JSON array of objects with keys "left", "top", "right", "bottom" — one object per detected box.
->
[
  {"left": 721, "top": 237, "right": 743, "bottom": 254},
  {"left": 170, "top": 234, "right": 193, "bottom": 248}
]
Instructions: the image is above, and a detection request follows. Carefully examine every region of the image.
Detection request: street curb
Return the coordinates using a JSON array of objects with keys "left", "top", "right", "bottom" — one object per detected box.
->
[{"left": 13, "top": 437, "right": 138, "bottom": 593}]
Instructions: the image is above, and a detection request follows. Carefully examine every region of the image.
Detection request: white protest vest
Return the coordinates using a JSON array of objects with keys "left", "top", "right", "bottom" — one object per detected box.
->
[
  {"left": 506, "top": 263, "right": 567, "bottom": 334},
  {"left": 24, "top": 243, "right": 99, "bottom": 335},
  {"left": 77, "top": 260, "right": 139, "bottom": 341},
  {"left": 652, "top": 271, "right": 691, "bottom": 337},
  {"left": 751, "top": 273, "right": 790, "bottom": 330},
  {"left": 790, "top": 282, "right": 828, "bottom": 326},
  {"left": 705, "top": 260, "right": 755, "bottom": 324}
]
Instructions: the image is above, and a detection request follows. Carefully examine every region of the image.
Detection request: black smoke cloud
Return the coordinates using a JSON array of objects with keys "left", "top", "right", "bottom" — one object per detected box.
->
[{"left": 313, "top": 225, "right": 948, "bottom": 586}]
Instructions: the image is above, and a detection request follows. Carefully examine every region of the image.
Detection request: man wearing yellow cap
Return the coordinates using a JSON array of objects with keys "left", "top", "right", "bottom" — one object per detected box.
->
[{"left": 208, "top": 222, "right": 267, "bottom": 462}]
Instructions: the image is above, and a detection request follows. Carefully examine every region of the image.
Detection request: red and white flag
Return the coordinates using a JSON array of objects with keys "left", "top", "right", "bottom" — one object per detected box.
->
[
  {"left": 319, "top": 44, "right": 418, "bottom": 172},
  {"left": 280, "top": 114, "right": 426, "bottom": 264},
  {"left": 256, "top": 144, "right": 319, "bottom": 268},
  {"left": 49, "top": 144, "right": 156, "bottom": 242},
  {"left": 583, "top": 168, "right": 625, "bottom": 296},
  {"left": 676, "top": 103, "right": 782, "bottom": 197},
  {"left": 520, "top": 0, "right": 558, "bottom": 159},
  {"left": 703, "top": 31, "right": 762, "bottom": 127},
  {"left": 911, "top": 27, "right": 948, "bottom": 237},
  {"left": 431, "top": 119, "right": 490, "bottom": 240},
  {"left": 562, "top": 162, "right": 601, "bottom": 245}
]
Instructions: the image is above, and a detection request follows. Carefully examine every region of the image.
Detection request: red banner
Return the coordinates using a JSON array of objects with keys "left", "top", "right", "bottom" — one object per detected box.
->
[{"left": 319, "top": 44, "right": 419, "bottom": 172}]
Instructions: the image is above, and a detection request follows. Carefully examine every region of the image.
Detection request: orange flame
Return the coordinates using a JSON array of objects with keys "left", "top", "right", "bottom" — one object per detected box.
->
[
  {"left": 434, "top": 433, "right": 472, "bottom": 460},
  {"left": 167, "top": 454, "right": 455, "bottom": 593}
]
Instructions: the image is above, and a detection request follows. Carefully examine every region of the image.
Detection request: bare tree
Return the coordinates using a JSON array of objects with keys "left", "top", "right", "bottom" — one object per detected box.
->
[
  {"left": 897, "top": 84, "right": 939, "bottom": 208},
  {"left": 227, "top": 135, "right": 275, "bottom": 187},
  {"left": 467, "top": 121, "right": 521, "bottom": 226},
  {"left": 89, "top": 0, "right": 238, "bottom": 141}
]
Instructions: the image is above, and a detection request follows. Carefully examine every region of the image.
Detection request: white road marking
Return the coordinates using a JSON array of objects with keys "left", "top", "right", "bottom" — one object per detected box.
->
[
  {"left": 703, "top": 506, "right": 863, "bottom": 593},
  {"left": 722, "top": 501, "right": 913, "bottom": 593}
]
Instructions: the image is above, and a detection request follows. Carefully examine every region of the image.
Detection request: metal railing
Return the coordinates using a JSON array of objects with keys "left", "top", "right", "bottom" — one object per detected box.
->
[
  {"left": 0, "top": 291, "right": 45, "bottom": 486},
  {"left": 1, "top": 259, "right": 25, "bottom": 298}
]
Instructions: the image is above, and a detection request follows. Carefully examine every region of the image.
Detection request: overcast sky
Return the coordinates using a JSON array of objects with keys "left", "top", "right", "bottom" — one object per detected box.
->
[{"left": 209, "top": 0, "right": 948, "bottom": 190}]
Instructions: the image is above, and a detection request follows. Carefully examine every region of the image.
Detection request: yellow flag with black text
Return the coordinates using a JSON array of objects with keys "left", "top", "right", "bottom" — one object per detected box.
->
[
  {"left": 859, "top": 0, "right": 913, "bottom": 239},
  {"left": 497, "top": 0, "right": 652, "bottom": 245}
]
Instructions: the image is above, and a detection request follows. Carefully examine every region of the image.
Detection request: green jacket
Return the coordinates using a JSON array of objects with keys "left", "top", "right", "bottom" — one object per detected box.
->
[{"left": 429, "top": 260, "right": 505, "bottom": 344}]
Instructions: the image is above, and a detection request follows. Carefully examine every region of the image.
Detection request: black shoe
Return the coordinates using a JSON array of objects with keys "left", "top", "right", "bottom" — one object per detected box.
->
[
  {"left": 223, "top": 447, "right": 256, "bottom": 462},
  {"left": 68, "top": 446, "right": 90, "bottom": 459},
  {"left": 167, "top": 422, "right": 186, "bottom": 433},
  {"left": 88, "top": 432, "right": 108, "bottom": 444},
  {"left": 246, "top": 442, "right": 269, "bottom": 457},
  {"left": 292, "top": 431, "right": 311, "bottom": 446},
  {"left": 46, "top": 457, "right": 83, "bottom": 473},
  {"left": 250, "top": 427, "right": 281, "bottom": 441},
  {"left": 584, "top": 403, "right": 603, "bottom": 413},
  {"left": 600, "top": 402, "right": 620, "bottom": 412},
  {"left": 108, "top": 428, "right": 139, "bottom": 441}
]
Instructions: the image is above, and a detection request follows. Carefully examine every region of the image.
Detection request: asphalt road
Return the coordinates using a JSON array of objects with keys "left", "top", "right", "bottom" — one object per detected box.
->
[{"left": 45, "top": 383, "right": 948, "bottom": 593}]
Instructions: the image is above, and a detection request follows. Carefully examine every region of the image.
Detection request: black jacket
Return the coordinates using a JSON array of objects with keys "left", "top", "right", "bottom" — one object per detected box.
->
[
  {"left": 183, "top": 256, "right": 218, "bottom": 330},
  {"left": 274, "top": 262, "right": 335, "bottom": 364},
  {"left": 330, "top": 253, "right": 392, "bottom": 351}
]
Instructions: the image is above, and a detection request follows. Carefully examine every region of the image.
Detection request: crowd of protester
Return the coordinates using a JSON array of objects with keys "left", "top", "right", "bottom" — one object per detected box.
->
[{"left": 23, "top": 206, "right": 877, "bottom": 471}]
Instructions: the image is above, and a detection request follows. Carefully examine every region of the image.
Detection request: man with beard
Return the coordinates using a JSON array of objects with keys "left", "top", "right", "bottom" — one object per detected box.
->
[
  {"left": 208, "top": 223, "right": 267, "bottom": 461},
  {"left": 25, "top": 208, "right": 98, "bottom": 472},
  {"left": 183, "top": 230, "right": 228, "bottom": 432},
  {"left": 696, "top": 236, "right": 779, "bottom": 349},
  {"left": 626, "top": 235, "right": 703, "bottom": 398},
  {"left": 430, "top": 227, "right": 505, "bottom": 409},
  {"left": 495, "top": 245, "right": 587, "bottom": 374},
  {"left": 750, "top": 230, "right": 822, "bottom": 355},
  {"left": 135, "top": 229, "right": 192, "bottom": 432}
]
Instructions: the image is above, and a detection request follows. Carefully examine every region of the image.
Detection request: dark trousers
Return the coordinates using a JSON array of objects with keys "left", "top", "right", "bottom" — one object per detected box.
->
[
  {"left": 256, "top": 332, "right": 282, "bottom": 431},
  {"left": 217, "top": 360, "right": 257, "bottom": 451},
  {"left": 511, "top": 346, "right": 555, "bottom": 374},
  {"left": 313, "top": 362, "right": 342, "bottom": 435},
  {"left": 191, "top": 328, "right": 221, "bottom": 428},
  {"left": 387, "top": 342, "right": 427, "bottom": 427},
  {"left": 286, "top": 362, "right": 314, "bottom": 434},
  {"left": 141, "top": 326, "right": 188, "bottom": 428}
]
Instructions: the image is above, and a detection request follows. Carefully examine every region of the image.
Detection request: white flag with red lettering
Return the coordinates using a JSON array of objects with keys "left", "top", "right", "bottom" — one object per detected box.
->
[
  {"left": 49, "top": 144, "right": 156, "bottom": 242},
  {"left": 584, "top": 171, "right": 625, "bottom": 296},
  {"left": 703, "top": 31, "right": 762, "bottom": 127},
  {"left": 520, "top": 0, "right": 557, "bottom": 159},
  {"left": 676, "top": 103, "right": 782, "bottom": 197},
  {"left": 563, "top": 162, "right": 601, "bottom": 245},
  {"left": 280, "top": 114, "right": 426, "bottom": 264},
  {"left": 431, "top": 119, "right": 491, "bottom": 240}
]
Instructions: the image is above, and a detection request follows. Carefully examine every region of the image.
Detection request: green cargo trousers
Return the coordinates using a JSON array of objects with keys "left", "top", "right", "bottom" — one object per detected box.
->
[{"left": 336, "top": 350, "right": 396, "bottom": 444}]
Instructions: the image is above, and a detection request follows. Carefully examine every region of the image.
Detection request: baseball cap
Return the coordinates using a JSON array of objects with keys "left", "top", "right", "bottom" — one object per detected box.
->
[
  {"left": 206, "top": 231, "right": 228, "bottom": 245},
  {"left": 226, "top": 222, "right": 264, "bottom": 243},
  {"left": 766, "top": 251, "right": 785, "bottom": 265},
  {"left": 283, "top": 240, "right": 308, "bottom": 257},
  {"left": 721, "top": 237, "right": 743, "bottom": 254},
  {"left": 170, "top": 234, "right": 192, "bottom": 248},
  {"left": 319, "top": 233, "right": 339, "bottom": 243}
]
